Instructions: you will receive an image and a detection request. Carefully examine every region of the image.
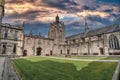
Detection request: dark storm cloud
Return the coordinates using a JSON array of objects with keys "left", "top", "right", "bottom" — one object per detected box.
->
[
  {"left": 104, "top": 9, "right": 113, "bottom": 13},
  {"left": 111, "top": 13, "right": 120, "bottom": 18},
  {"left": 87, "top": 15, "right": 112, "bottom": 26},
  {"left": 42, "top": 0, "right": 80, "bottom": 13},
  {"left": 96, "top": 0, "right": 120, "bottom": 3},
  {"left": 6, "top": 10, "right": 39, "bottom": 19},
  {"left": 82, "top": 5, "right": 96, "bottom": 11},
  {"left": 3, "top": 0, "right": 120, "bottom": 36}
]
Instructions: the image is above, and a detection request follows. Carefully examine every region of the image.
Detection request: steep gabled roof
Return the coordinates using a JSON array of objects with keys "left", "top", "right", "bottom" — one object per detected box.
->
[{"left": 66, "top": 24, "right": 120, "bottom": 40}]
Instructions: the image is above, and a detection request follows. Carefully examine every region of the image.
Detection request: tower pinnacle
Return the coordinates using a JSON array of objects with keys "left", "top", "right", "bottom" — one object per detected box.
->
[
  {"left": 84, "top": 16, "right": 89, "bottom": 32},
  {"left": 56, "top": 15, "right": 59, "bottom": 23}
]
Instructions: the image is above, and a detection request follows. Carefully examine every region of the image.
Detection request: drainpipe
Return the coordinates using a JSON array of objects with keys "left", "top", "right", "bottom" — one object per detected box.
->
[{"left": 88, "top": 37, "right": 90, "bottom": 55}]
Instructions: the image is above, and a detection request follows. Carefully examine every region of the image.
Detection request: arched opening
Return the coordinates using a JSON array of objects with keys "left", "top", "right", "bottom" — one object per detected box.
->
[
  {"left": 36, "top": 47, "right": 42, "bottom": 56},
  {"left": 23, "top": 50, "right": 27, "bottom": 56}
]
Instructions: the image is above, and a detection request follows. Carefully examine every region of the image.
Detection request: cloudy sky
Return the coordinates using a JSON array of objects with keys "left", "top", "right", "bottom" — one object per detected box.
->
[{"left": 2, "top": 0, "right": 120, "bottom": 37}]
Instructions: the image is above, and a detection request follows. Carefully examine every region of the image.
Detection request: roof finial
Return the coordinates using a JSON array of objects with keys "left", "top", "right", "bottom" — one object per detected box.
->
[
  {"left": 56, "top": 14, "right": 59, "bottom": 23},
  {"left": 84, "top": 16, "right": 89, "bottom": 33}
]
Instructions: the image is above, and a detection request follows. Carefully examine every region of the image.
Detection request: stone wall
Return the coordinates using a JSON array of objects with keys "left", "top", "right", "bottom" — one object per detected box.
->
[
  {"left": 66, "top": 30, "right": 120, "bottom": 56},
  {"left": 24, "top": 35, "right": 54, "bottom": 56},
  {"left": 0, "top": 23, "right": 24, "bottom": 55}
]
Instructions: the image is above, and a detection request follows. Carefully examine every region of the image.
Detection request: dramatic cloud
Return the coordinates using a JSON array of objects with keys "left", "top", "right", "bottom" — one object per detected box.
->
[{"left": 2, "top": 0, "right": 120, "bottom": 36}]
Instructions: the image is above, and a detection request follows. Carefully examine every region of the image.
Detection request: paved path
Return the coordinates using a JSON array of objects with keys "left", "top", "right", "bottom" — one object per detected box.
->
[
  {"left": 3, "top": 57, "right": 21, "bottom": 80},
  {"left": 0, "top": 57, "right": 5, "bottom": 80},
  {"left": 0, "top": 57, "right": 21, "bottom": 80},
  {"left": 41, "top": 56, "right": 120, "bottom": 62}
]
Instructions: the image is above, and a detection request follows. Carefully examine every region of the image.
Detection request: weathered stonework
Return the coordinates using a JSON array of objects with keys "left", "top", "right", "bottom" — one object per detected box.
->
[
  {"left": 66, "top": 24, "right": 120, "bottom": 55},
  {"left": 24, "top": 34, "right": 54, "bottom": 56},
  {"left": 0, "top": 23, "right": 24, "bottom": 55},
  {"left": 0, "top": 1, "right": 120, "bottom": 56}
]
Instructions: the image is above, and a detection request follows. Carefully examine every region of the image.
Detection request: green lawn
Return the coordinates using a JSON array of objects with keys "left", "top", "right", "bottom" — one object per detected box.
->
[{"left": 13, "top": 57, "right": 117, "bottom": 80}]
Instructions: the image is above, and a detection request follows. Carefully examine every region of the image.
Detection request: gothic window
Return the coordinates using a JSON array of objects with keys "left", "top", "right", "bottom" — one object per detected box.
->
[
  {"left": 109, "top": 34, "right": 120, "bottom": 49},
  {"left": 4, "top": 29, "right": 8, "bottom": 39},
  {"left": 14, "top": 31, "right": 18, "bottom": 40}
]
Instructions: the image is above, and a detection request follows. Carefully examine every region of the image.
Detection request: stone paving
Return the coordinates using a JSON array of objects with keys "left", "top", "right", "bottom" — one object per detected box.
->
[
  {"left": 0, "top": 57, "right": 5, "bottom": 80},
  {"left": 0, "top": 57, "right": 21, "bottom": 80}
]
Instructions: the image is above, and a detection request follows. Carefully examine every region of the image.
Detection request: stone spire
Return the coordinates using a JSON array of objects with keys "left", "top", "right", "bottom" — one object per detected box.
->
[
  {"left": 84, "top": 16, "right": 89, "bottom": 33},
  {"left": 56, "top": 15, "right": 59, "bottom": 23}
]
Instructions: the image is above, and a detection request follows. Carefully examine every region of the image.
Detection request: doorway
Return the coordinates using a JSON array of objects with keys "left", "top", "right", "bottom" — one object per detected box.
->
[
  {"left": 50, "top": 50, "right": 52, "bottom": 55},
  {"left": 23, "top": 50, "right": 27, "bottom": 56},
  {"left": 99, "top": 48, "right": 104, "bottom": 55},
  {"left": 36, "top": 47, "right": 42, "bottom": 56},
  {"left": 67, "top": 49, "right": 70, "bottom": 55}
]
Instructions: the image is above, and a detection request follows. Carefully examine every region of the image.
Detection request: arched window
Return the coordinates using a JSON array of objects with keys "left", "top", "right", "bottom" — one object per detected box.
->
[{"left": 109, "top": 34, "right": 120, "bottom": 49}]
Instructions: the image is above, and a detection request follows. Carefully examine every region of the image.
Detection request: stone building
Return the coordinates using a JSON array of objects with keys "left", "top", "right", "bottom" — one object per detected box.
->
[
  {"left": 23, "top": 15, "right": 66, "bottom": 56},
  {"left": 48, "top": 15, "right": 66, "bottom": 55},
  {"left": 0, "top": 23, "right": 24, "bottom": 55},
  {"left": 0, "top": 0, "right": 120, "bottom": 56},
  {"left": 66, "top": 24, "right": 120, "bottom": 56},
  {"left": 24, "top": 33, "right": 54, "bottom": 56}
]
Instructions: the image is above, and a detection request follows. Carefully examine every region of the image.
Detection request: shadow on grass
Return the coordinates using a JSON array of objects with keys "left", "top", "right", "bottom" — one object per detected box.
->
[{"left": 13, "top": 59, "right": 117, "bottom": 80}]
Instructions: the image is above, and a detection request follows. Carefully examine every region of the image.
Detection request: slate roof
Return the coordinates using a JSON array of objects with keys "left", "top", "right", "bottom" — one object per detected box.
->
[{"left": 66, "top": 24, "right": 120, "bottom": 40}]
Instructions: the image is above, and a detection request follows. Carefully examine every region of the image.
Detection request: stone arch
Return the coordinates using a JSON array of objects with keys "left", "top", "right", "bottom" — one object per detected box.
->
[{"left": 36, "top": 47, "right": 42, "bottom": 56}]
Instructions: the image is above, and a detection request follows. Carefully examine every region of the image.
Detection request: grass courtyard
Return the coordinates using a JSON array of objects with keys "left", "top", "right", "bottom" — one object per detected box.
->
[{"left": 13, "top": 57, "right": 117, "bottom": 80}]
